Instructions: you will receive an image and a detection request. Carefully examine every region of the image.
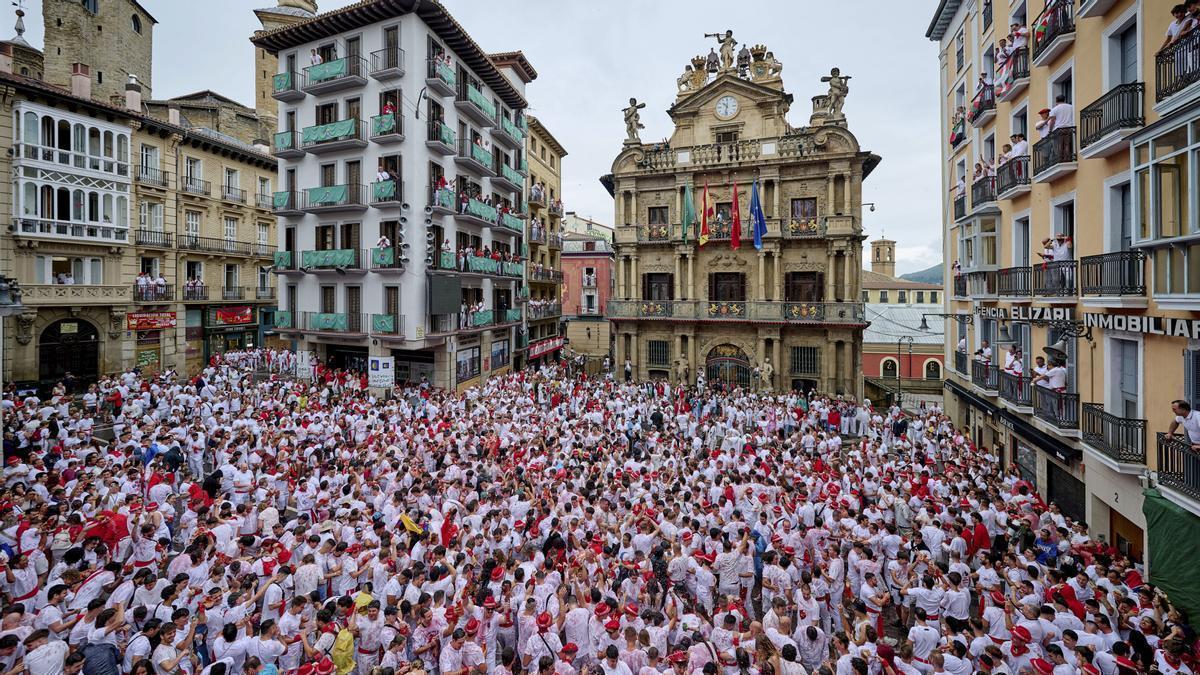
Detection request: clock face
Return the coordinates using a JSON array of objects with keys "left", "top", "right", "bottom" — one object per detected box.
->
[{"left": 715, "top": 95, "right": 739, "bottom": 118}]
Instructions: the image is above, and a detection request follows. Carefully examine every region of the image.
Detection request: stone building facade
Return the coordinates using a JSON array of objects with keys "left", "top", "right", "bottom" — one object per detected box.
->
[
  {"left": 606, "top": 39, "right": 878, "bottom": 396},
  {"left": 42, "top": 0, "right": 155, "bottom": 105},
  {"left": 253, "top": 1, "right": 319, "bottom": 134}
]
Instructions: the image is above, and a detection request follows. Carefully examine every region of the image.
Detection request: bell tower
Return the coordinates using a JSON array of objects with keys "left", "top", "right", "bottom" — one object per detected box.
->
[{"left": 871, "top": 237, "right": 896, "bottom": 278}]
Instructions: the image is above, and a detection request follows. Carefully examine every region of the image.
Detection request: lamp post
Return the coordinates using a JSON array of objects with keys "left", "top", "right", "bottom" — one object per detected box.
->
[
  {"left": 0, "top": 277, "right": 27, "bottom": 432},
  {"left": 897, "top": 335, "right": 914, "bottom": 407}
]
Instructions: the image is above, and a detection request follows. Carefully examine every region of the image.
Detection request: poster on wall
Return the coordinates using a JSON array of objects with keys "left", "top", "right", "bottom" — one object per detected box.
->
[
  {"left": 368, "top": 356, "right": 395, "bottom": 388},
  {"left": 128, "top": 312, "right": 177, "bottom": 330},
  {"left": 296, "top": 350, "right": 314, "bottom": 380},
  {"left": 136, "top": 348, "right": 160, "bottom": 370},
  {"left": 213, "top": 306, "right": 254, "bottom": 325}
]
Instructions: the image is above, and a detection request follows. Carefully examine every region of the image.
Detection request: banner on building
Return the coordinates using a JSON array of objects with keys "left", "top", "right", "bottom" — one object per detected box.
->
[
  {"left": 529, "top": 336, "right": 565, "bottom": 359},
  {"left": 128, "top": 312, "right": 177, "bottom": 330},
  {"left": 213, "top": 306, "right": 254, "bottom": 325},
  {"left": 368, "top": 355, "right": 395, "bottom": 388},
  {"left": 296, "top": 350, "right": 314, "bottom": 381}
]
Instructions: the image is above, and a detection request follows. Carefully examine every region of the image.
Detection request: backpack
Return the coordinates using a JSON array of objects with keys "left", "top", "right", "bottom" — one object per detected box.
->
[{"left": 81, "top": 642, "right": 121, "bottom": 675}]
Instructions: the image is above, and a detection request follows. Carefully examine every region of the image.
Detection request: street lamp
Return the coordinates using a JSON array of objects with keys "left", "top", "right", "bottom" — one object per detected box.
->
[
  {"left": 0, "top": 277, "right": 27, "bottom": 430},
  {"left": 919, "top": 312, "right": 974, "bottom": 331},
  {"left": 897, "top": 335, "right": 914, "bottom": 406}
]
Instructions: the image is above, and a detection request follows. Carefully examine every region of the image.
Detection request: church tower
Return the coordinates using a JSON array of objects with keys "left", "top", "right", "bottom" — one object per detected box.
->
[
  {"left": 871, "top": 237, "right": 896, "bottom": 278},
  {"left": 253, "top": 1, "right": 318, "bottom": 131}
]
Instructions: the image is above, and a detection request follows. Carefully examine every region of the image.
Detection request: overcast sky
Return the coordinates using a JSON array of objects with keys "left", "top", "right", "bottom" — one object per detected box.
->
[{"left": 10, "top": 0, "right": 942, "bottom": 274}]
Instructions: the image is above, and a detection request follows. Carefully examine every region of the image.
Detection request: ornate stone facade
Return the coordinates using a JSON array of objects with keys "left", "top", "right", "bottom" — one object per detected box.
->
[{"left": 606, "top": 35, "right": 879, "bottom": 396}]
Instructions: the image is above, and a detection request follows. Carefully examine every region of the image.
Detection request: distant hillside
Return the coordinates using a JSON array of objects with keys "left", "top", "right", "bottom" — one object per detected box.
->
[{"left": 900, "top": 263, "right": 943, "bottom": 285}]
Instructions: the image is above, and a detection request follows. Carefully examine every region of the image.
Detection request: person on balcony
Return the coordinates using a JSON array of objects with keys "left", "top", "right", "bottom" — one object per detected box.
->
[
  {"left": 1049, "top": 95, "right": 1075, "bottom": 132},
  {"left": 975, "top": 339, "right": 992, "bottom": 365},
  {"left": 375, "top": 163, "right": 392, "bottom": 184},
  {"left": 310, "top": 49, "right": 323, "bottom": 66},
  {"left": 1166, "top": 400, "right": 1200, "bottom": 449},
  {"left": 1010, "top": 133, "right": 1029, "bottom": 158},
  {"left": 1031, "top": 357, "right": 1067, "bottom": 392},
  {"left": 375, "top": 234, "right": 391, "bottom": 248},
  {"left": 1005, "top": 348, "right": 1025, "bottom": 378},
  {"left": 154, "top": 273, "right": 167, "bottom": 298},
  {"left": 381, "top": 100, "right": 396, "bottom": 116},
  {"left": 1009, "top": 22, "right": 1029, "bottom": 51},
  {"left": 1161, "top": 5, "right": 1190, "bottom": 52},
  {"left": 995, "top": 37, "right": 1011, "bottom": 67},
  {"left": 1034, "top": 107, "right": 1053, "bottom": 137}
]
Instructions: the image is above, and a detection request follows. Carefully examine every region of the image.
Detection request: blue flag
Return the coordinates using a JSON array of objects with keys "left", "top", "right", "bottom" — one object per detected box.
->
[{"left": 750, "top": 180, "right": 768, "bottom": 250}]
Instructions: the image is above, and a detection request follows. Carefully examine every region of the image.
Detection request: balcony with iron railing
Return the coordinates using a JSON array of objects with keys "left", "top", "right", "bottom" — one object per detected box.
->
[
  {"left": 425, "top": 57, "right": 457, "bottom": 96},
  {"left": 1033, "top": 386, "right": 1080, "bottom": 432},
  {"left": 255, "top": 286, "right": 276, "bottom": 300},
  {"left": 371, "top": 179, "right": 403, "bottom": 206},
  {"left": 16, "top": 218, "right": 129, "bottom": 245},
  {"left": 456, "top": 83, "right": 498, "bottom": 127},
  {"left": 221, "top": 286, "right": 247, "bottom": 301},
  {"left": 426, "top": 119, "right": 456, "bottom": 155},
  {"left": 136, "top": 165, "right": 170, "bottom": 188},
  {"left": 371, "top": 113, "right": 404, "bottom": 143},
  {"left": 498, "top": 211, "right": 523, "bottom": 235},
  {"left": 549, "top": 202, "right": 564, "bottom": 218},
  {"left": 971, "top": 176, "right": 996, "bottom": 209},
  {"left": 996, "top": 156, "right": 1030, "bottom": 197},
  {"left": 429, "top": 184, "right": 456, "bottom": 214},
  {"left": 181, "top": 176, "right": 211, "bottom": 197},
  {"left": 302, "top": 119, "right": 368, "bottom": 154},
  {"left": 370, "top": 246, "right": 409, "bottom": 273},
  {"left": 953, "top": 194, "right": 967, "bottom": 220},
  {"left": 971, "top": 360, "right": 999, "bottom": 392},
  {"left": 302, "top": 184, "right": 368, "bottom": 214},
  {"left": 493, "top": 162, "right": 525, "bottom": 193},
  {"left": 271, "top": 71, "right": 305, "bottom": 101},
  {"left": 1081, "top": 403, "right": 1147, "bottom": 467},
  {"left": 966, "top": 270, "right": 997, "bottom": 298},
  {"left": 529, "top": 267, "right": 565, "bottom": 283},
  {"left": 950, "top": 117, "right": 967, "bottom": 148},
  {"left": 132, "top": 284, "right": 173, "bottom": 303},
  {"left": 1157, "top": 432, "right": 1200, "bottom": 501},
  {"left": 302, "top": 55, "right": 367, "bottom": 95},
  {"left": 300, "top": 248, "right": 364, "bottom": 271},
  {"left": 272, "top": 130, "right": 304, "bottom": 159},
  {"left": 528, "top": 303, "right": 563, "bottom": 320},
  {"left": 954, "top": 350, "right": 968, "bottom": 375},
  {"left": 456, "top": 138, "right": 496, "bottom": 176},
  {"left": 606, "top": 300, "right": 867, "bottom": 324},
  {"left": 997, "top": 265, "right": 1032, "bottom": 298},
  {"left": 222, "top": 184, "right": 247, "bottom": 204},
  {"left": 1032, "top": 127, "right": 1077, "bottom": 182},
  {"left": 255, "top": 193, "right": 273, "bottom": 210},
  {"left": 1080, "top": 82, "right": 1144, "bottom": 157},
  {"left": 179, "top": 235, "right": 275, "bottom": 257},
  {"left": 299, "top": 311, "right": 367, "bottom": 334},
  {"left": 456, "top": 197, "right": 499, "bottom": 228},
  {"left": 370, "top": 47, "right": 405, "bottom": 81},
  {"left": 1032, "top": 259, "right": 1077, "bottom": 298},
  {"left": 1156, "top": 29, "right": 1200, "bottom": 106},
  {"left": 999, "top": 371, "right": 1032, "bottom": 407},
  {"left": 274, "top": 310, "right": 294, "bottom": 329},
  {"left": 582, "top": 275, "right": 598, "bottom": 288},
  {"left": 1080, "top": 251, "right": 1145, "bottom": 297},
  {"left": 371, "top": 312, "right": 404, "bottom": 336},
  {"left": 996, "top": 47, "right": 1030, "bottom": 102},
  {"left": 272, "top": 191, "right": 303, "bottom": 216},
  {"left": 135, "top": 229, "right": 173, "bottom": 248},
  {"left": 968, "top": 85, "right": 996, "bottom": 127},
  {"left": 273, "top": 250, "right": 300, "bottom": 274},
  {"left": 953, "top": 275, "right": 968, "bottom": 298},
  {"left": 1030, "top": 1, "right": 1076, "bottom": 66},
  {"left": 497, "top": 115, "right": 526, "bottom": 149},
  {"left": 181, "top": 285, "right": 209, "bottom": 301}
]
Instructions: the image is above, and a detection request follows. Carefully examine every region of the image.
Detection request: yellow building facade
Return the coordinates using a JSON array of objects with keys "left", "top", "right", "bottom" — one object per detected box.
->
[
  {"left": 525, "top": 116, "right": 566, "bottom": 365},
  {"left": 928, "top": 0, "right": 1200, "bottom": 568},
  {"left": 606, "top": 38, "right": 878, "bottom": 395}
]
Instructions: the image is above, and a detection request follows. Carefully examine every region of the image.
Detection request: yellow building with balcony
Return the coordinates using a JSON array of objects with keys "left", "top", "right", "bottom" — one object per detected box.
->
[
  {"left": 928, "top": 0, "right": 1200, "bottom": 578},
  {"left": 605, "top": 37, "right": 878, "bottom": 394},
  {"left": 525, "top": 115, "right": 567, "bottom": 366}
]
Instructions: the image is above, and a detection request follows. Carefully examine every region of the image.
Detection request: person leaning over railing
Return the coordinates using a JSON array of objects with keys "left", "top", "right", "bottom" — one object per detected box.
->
[{"left": 1166, "top": 399, "right": 1200, "bottom": 450}]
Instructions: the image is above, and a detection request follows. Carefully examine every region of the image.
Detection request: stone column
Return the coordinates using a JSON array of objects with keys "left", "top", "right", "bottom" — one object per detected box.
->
[
  {"left": 844, "top": 250, "right": 854, "bottom": 301},
  {"left": 825, "top": 253, "right": 837, "bottom": 300},
  {"left": 676, "top": 334, "right": 685, "bottom": 383},
  {"left": 826, "top": 176, "right": 835, "bottom": 215},
  {"left": 674, "top": 254, "right": 682, "bottom": 300},
  {"left": 630, "top": 256, "right": 639, "bottom": 299},
  {"left": 687, "top": 255, "right": 695, "bottom": 299},
  {"left": 615, "top": 331, "right": 626, "bottom": 369},
  {"left": 689, "top": 335, "right": 698, "bottom": 382},
  {"left": 773, "top": 338, "right": 782, "bottom": 390},
  {"left": 843, "top": 173, "right": 853, "bottom": 214},
  {"left": 629, "top": 335, "right": 639, "bottom": 380},
  {"left": 616, "top": 257, "right": 625, "bottom": 299},
  {"left": 774, "top": 251, "right": 783, "bottom": 301},
  {"left": 757, "top": 251, "right": 766, "bottom": 301}
]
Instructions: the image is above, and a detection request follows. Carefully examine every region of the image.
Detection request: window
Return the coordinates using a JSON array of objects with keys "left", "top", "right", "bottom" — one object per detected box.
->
[
  {"left": 647, "top": 340, "right": 670, "bottom": 366},
  {"left": 82, "top": 0, "right": 98, "bottom": 12},
  {"left": 882, "top": 359, "right": 899, "bottom": 379},
  {"left": 224, "top": 264, "right": 239, "bottom": 288},
  {"left": 930, "top": 291, "right": 939, "bottom": 304},
  {"left": 955, "top": 31, "right": 965, "bottom": 70},
  {"left": 862, "top": 290, "right": 870, "bottom": 302},
  {"left": 1051, "top": 69, "right": 1073, "bottom": 104},
  {"left": 258, "top": 266, "right": 271, "bottom": 289},
  {"left": 224, "top": 217, "right": 238, "bottom": 242},
  {"left": 708, "top": 272, "right": 745, "bottom": 301},
  {"left": 898, "top": 291, "right": 908, "bottom": 303},
  {"left": 185, "top": 211, "right": 201, "bottom": 244},
  {"left": 716, "top": 130, "right": 739, "bottom": 143},
  {"left": 916, "top": 291, "right": 925, "bottom": 303},
  {"left": 1185, "top": 348, "right": 1200, "bottom": 411},
  {"left": 456, "top": 346, "right": 481, "bottom": 383},
  {"left": 131, "top": 14, "right": 142, "bottom": 33},
  {"left": 258, "top": 176, "right": 271, "bottom": 197},
  {"left": 790, "top": 198, "right": 817, "bottom": 224},
  {"left": 35, "top": 255, "right": 103, "bottom": 284},
  {"left": 925, "top": 361, "right": 942, "bottom": 380},
  {"left": 258, "top": 223, "right": 270, "bottom": 254},
  {"left": 140, "top": 144, "right": 159, "bottom": 170},
  {"left": 643, "top": 273, "right": 673, "bottom": 301},
  {"left": 790, "top": 346, "right": 820, "bottom": 375},
  {"left": 1054, "top": 200, "right": 1075, "bottom": 240},
  {"left": 1112, "top": 338, "right": 1139, "bottom": 419},
  {"left": 1011, "top": 106, "right": 1028, "bottom": 138},
  {"left": 186, "top": 261, "right": 203, "bottom": 282},
  {"left": 1014, "top": 216, "right": 1031, "bottom": 266},
  {"left": 140, "top": 257, "right": 159, "bottom": 277},
  {"left": 138, "top": 202, "right": 163, "bottom": 232},
  {"left": 648, "top": 206, "right": 669, "bottom": 224},
  {"left": 784, "top": 272, "right": 824, "bottom": 302},
  {"left": 879, "top": 290, "right": 889, "bottom": 302},
  {"left": 1111, "top": 22, "right": 1138, "bottom": 86}
]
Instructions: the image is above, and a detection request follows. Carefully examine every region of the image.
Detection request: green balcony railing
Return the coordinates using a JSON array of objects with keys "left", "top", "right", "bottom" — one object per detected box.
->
[
  {"left": 372, "top": 179, "right": 400, "bottom": 203},
  {"left": 274, "top": 250, "right": 293, "bottom": 268},
  {"left": 371, "top": 113, "right": 401, "bottom": 137},
  {"left": 438, "top": 250, "right": 457, "bottom": 270},
  {"left": 301, "top": 248, "right": 358, "bottom": 268},
  {"left": 301, "top": 119, "right": 363, "bottom": 146},
  {"left": 275, "top": 310, "right": 294, "bottom": 329},
  {"left": 501, "top": 163, "right": 524, "bottom": 188},
  {"left": 500, "top": 212, "right": 523, "bottom": 233},
  {"left": 304, "top": 56, "right": 365, "bottom": 85},
  {"left": 466, "top": 85, "right": 496, "bottom": 120},
  {"left": 431, "top": 59, "right": 456, "bottom": 88},
  {"left": 465, "top": 256, "right": 500, "bottom": 274},
  {"left": 371, "top": 313, "right": 400, "bottom": 334},
  {"left": 465, "top": 197, "right": 498, "bottom": 223},
  {"left": 273, "top": 130, "right": 298, "bottom": 152},
  {"left": 504, "top": 308, "right": 522, "bottom": 323},
  {"left": 470, "top": 143, "right": 492, "bottom": 167},
  {"left": 501, "top": 117, "right": 525, "bottom": 144},
  {"left": 272, "top": 71, "right": 298, "bottom": 94},
  {"left": 312, "top": 312, "right": 349, "bottom": 331},
  {"left": 429, "top": 120, "right": 456, "bottom": 147},
  {"left": 371, "top": 246, "right": 400, "bottom": 267},
  {"left": 303, "top": 184, "right": 364, "bottom": 209},
  {"left": 431, "top": 186, "right": 455, "bottom": 210},
  {"left": 502, "top": 261, "right": 524, "bottom": 277},
  {"left": 470, "top": 310, "right": 494, "bottom": 327}
]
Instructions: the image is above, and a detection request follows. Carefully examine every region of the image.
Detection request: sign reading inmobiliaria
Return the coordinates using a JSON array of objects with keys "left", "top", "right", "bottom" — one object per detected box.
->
[{"left": 1084, "top": 312, "right": 1200, "bottom": 338}]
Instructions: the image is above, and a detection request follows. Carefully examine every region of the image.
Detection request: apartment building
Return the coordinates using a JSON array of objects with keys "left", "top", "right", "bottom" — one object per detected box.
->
[
  {"left": 927, "top": 0, "right": 1200, "bottom": 571},
  {"left": 253, "top": 0, "right": 533, "bottom": 390},
  {"left": 561, "top": 233, "right": 614, "bottom": 361},
  {"left": 525, "top": 116, "right": 567, "bottom": 367},
  {"left": 606, "top": 37, "right": 878, "bottom": 394}
]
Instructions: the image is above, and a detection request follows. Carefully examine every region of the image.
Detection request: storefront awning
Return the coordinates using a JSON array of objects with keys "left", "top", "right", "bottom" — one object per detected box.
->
[
  {"left": 944, "top": 379, "right": 998, "bottom": 416},
  {"left": 997, "top": 409, "right": 1082, "bottom": 463}
]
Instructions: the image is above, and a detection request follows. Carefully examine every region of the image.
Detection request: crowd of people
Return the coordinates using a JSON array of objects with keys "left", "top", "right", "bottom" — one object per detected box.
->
[{"left": 0, "top": 349, "right": 1194, "bottom": 675}]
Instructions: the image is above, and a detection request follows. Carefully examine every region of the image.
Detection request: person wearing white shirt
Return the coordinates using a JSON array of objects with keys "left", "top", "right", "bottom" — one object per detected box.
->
[
  {"left": 22, "top": 631, "right": 68, "bottom": 675},
  {"left": 1048, "top": 96, "right": 1074, "bottom": 130},
  {"left": 1168, "top": 399, "right": 1200, "bottom": 446}
]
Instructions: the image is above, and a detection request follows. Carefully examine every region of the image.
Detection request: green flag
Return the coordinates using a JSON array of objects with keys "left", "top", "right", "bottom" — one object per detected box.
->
[{"left": 682, "top": 183, "right": 697, "bottom": 243}]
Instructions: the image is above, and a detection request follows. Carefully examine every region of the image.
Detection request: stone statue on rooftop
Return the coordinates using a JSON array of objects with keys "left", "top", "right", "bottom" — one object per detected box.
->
[
  {"left": 623, "top": 97, "right": 646, "bottom": 145},
  {"left": 822, "top": 67, "right": 851, "bottom": 119},
  {"left": 704, "top": 30, "right": 738, "bottom": 73}
]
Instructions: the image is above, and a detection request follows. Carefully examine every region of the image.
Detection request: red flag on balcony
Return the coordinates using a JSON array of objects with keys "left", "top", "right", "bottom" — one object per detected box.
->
[
  {"left": 730, "top": 180, "right": 742, "bottom": 250},
  {"left": 699, "top": 179, "right": 713, "bottom": 247}
]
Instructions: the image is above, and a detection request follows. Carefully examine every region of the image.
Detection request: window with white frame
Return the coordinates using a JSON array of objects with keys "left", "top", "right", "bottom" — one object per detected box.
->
[
  {"left": 185, "top": 157, "right": 202, "bottom": 184},
  {"left": 1110, "top": 337, "right": 1139, "bottom": 418},
  {"left": 1011, "top": 105, "right": 1028, "bottom": 139},
  {"left": 258, "top": 266, "right": 271, "bottom": 289},
  {"left": 34, "top": 255, "right": 103, "bottom": 284},
  {"left": 225, "top": 168, "right": 239, "bottom": 189},
  {"left": 1014, "top": 215, "right": 1031, "bottom": 266},
  {"left": 1133, "top": 125, "right": 1192, "bottom": 251},
  {"left": 1051, "top": 68, "right": 1073, "bottom": 105},
  {"left": 1054, "top": 200, "right": 1076, "bottom": 241},
  {"left": 1107, "top": 20, "right": 1138, "bottom": 88},
  {"left": 225, "top": 264, "right": 239, "bottom": 288},
  {"left": 224, "top": 217, "right": 238, "bottom": 242},
  {"left": 879, "top": 290, "right": 889, "bottom": 303},
  {"left": 258, "top": 223, "right": 270, "bottom": 250},
  {"left": 960, "top": 216, "right": 999, "bottom": 269},
  {"left": 1109, "top": 181, "right": 1133, "bottom": 252},
  {"left": 898, "top": 291, "right": 908, "bottom": 303},
  {"left": 955, "top": 31, "right": 965, "bottom": 71},
  {"left": 258, "top": 176, "right": 271, "bottom": 198},
  {"left": 139, "top": 202, "right": 164, "bottom": 232},
  {"left": 186, "top": 261, "right": 203, "bottom": 282},
  {"left": 185, "top": 211, "right": 201, "bottom": 245}
]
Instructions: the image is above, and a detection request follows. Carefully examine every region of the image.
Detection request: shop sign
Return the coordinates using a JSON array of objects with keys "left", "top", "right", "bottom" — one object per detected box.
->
[
  {"left": 975, "top": 306, "right": 1073, "bottom": 320},
  {"left": 128, "top": 312, "right": 177, "bottom": 330},
  {"left": 368, "top": 356, "right": 395, "bottom": 388},
  {"left": 1084, "top": 312, "right": 1200, "bottom": 339},
  {"left": 213, "top": 306, "right": 254, "bottom": 325},
  {"left": 529, "top": 336, "right": 564, "bottom": 358}
]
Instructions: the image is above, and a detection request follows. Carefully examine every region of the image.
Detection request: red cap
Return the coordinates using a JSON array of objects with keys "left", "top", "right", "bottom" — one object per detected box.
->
[
  {"left": 783, "top": 546, "right": 796, "bottom": 556},
  {"left": 595, "top": 603, "right": 610, "bottom": 618},
  {"left": 483, "top": 597, "right": 499, "bottom": 610},
  {"left": 490, "top": 566, "right": 505, "bottom": 581},
  {"left": 314, "top": 658, "right": 336, "bottom": 675},
  {"left": 990, "top": 590, "right": 1006, "bottom": 605},
  {"left": 624, "top": 602, "right": 638, "bottom": 616},
  {"left": 465, "top": 618, "right": 480, "bottom": 632},
  {"left": 297, "top": 665, "right": 315, "bottom": 675},
  {"left": 1031, "top": 659, "right": 1054, "bottom": 675},
  {"left": 604, "top": 618, "right": 621, "bottom": 631},
  {"left": 668, "top": 651, "right": 689, "bottom": 664},
  {"left": 562, "top": 642, "right": 579, "bottom": 654},
  {"left": 1011, "top": 626, "right": 1032, "bottom": 642},
  {"left": 1115, "top": 657, "right": 1138, "bottom": 670},
  {"left": 536, "top": 612, "right": 552, "bottom": 629}
]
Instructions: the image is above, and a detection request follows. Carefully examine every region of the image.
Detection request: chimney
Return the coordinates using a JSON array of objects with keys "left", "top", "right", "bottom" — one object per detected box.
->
[
  {"left": 71, "top": 63, "right": 91, "bottom": 99},
  {"left": 0, "top": 44, "right": 12, "bottom": 75},
  {"left": 168, "top": 103, "right": 180, "bottom": 126},
  {"left": 252, "top": 140, "right": 270, "bottom": 154},
  {"left": 125, "top": 74, "right": 143, "bottom": 112}
]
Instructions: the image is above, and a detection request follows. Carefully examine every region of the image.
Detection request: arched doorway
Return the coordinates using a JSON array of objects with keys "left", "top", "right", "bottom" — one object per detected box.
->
[
  {"left": 705, "top": 344, "right": 752, "bottom": 388},
  {"left": 925, "top": 360, "right": 942, "bottom": 380},
  {"left": 38, "top": 318, "right": 100, "bottom": 388},
  {"left": 881, "top": 359, "right": 898, "bottom": 379}
]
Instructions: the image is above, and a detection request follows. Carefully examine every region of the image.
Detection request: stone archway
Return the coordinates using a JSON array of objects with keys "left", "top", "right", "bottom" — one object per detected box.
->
[
  {"left": 705, "top": 343, "right": 753, "bottom": 389},
  {"left": 38, "top": 317, "right": 100, "bottom": 387}
]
